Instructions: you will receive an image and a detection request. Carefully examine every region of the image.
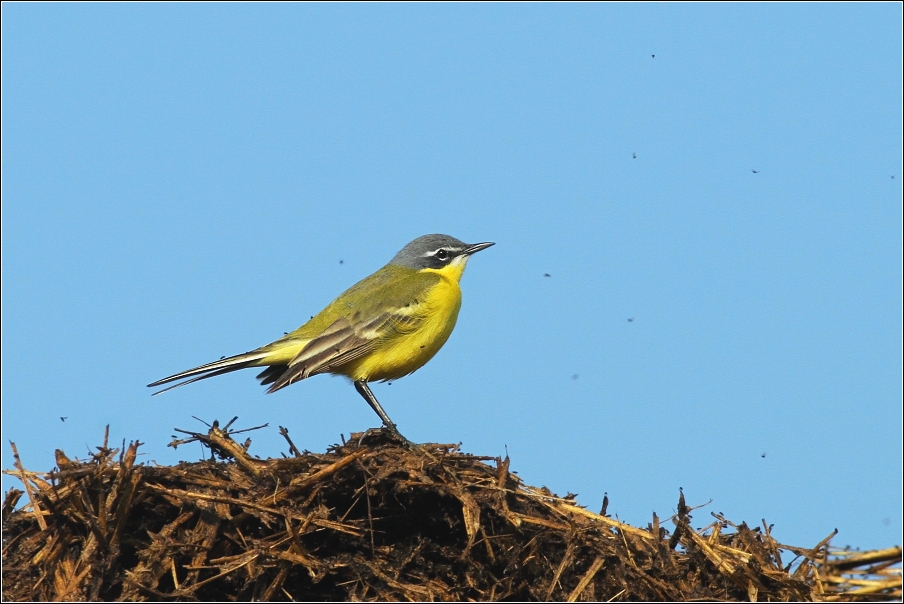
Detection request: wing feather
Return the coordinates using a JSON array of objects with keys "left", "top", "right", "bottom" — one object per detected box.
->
[{"left": 265, "top": 311, "right": 423, "bottom": 393}]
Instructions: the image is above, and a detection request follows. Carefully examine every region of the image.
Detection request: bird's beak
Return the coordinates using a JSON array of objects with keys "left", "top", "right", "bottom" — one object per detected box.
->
[{"left": 463, "top": 242, "right": 495, "bottom": 255}]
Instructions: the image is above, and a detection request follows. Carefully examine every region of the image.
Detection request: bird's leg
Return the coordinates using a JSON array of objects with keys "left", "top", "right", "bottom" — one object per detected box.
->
[{"left": 354, "top": 381, "right": 412, "bottom": 446}]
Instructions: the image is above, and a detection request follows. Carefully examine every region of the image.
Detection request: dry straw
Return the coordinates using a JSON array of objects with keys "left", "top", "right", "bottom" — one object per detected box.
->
[{"left": 3, "top": 421, "right": 901, "bottom": 601}]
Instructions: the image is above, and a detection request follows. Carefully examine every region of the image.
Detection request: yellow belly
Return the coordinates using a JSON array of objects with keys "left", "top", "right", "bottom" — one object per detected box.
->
[{"left": 344, "top": 271, "right": 463, "bottom": 382}]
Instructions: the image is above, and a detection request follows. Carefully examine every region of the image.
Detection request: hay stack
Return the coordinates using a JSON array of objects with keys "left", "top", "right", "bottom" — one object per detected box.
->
[{"left": 3, "top": 421, "right": 901, "bottom": 601}]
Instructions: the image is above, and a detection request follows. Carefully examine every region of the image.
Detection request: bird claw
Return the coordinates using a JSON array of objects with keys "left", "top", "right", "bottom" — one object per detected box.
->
[{"left": 357, "top": 426, "right": 414, "bottom": 448}]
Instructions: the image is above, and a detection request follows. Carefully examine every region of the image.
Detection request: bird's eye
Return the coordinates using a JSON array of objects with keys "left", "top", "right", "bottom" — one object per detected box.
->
[{"left": 436, "top": 249, "right": 448, "bottom": 260}]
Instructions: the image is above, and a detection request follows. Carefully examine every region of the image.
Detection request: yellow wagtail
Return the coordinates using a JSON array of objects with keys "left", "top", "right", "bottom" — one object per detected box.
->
[{"left": 148, "top": 234, "right": 494, "bottom": 442}]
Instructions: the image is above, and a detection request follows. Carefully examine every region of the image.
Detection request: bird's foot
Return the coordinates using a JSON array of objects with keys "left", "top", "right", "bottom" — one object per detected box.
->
[{"left": 356, "top": 425, "right": 414, "bottom": 449}]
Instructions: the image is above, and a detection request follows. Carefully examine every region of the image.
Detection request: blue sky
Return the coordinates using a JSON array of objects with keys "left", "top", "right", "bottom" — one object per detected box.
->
[{"left": 2, "top": 4, "right": 901, "bottom": 552}]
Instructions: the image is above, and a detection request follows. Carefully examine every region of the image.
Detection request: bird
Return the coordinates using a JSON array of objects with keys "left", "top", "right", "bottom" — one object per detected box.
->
[
  {"left": 751, "top": 169, "right": 760, "bottom": 174},
  {"left": 148, "top": 234, "right": 495, "bottom": 443}
]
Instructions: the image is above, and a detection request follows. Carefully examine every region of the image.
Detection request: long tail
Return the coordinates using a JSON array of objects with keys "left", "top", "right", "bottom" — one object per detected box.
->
[{"left": 147, "top": 350, "right": 271, "bottom": 395}]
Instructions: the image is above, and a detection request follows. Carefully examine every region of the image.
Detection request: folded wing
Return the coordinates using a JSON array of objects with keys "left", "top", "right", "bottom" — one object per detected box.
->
[{"left": 262, "top": 309, "right": 423, "bottom": 392}]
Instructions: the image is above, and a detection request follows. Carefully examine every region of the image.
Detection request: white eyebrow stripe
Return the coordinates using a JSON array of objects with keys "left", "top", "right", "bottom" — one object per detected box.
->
[{"left": 422, "top": 247, "right": 464, "bottom": 257}]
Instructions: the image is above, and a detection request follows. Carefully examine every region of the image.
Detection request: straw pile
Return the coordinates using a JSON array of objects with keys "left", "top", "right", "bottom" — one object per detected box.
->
[{"left": 3, "top": 420, "right": 901, "bottom": 601}]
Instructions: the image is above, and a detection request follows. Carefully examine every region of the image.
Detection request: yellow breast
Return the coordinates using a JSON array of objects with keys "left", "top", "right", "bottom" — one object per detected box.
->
[{"left": 345, "top": 258, "right": 467, "bottom": 382}]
